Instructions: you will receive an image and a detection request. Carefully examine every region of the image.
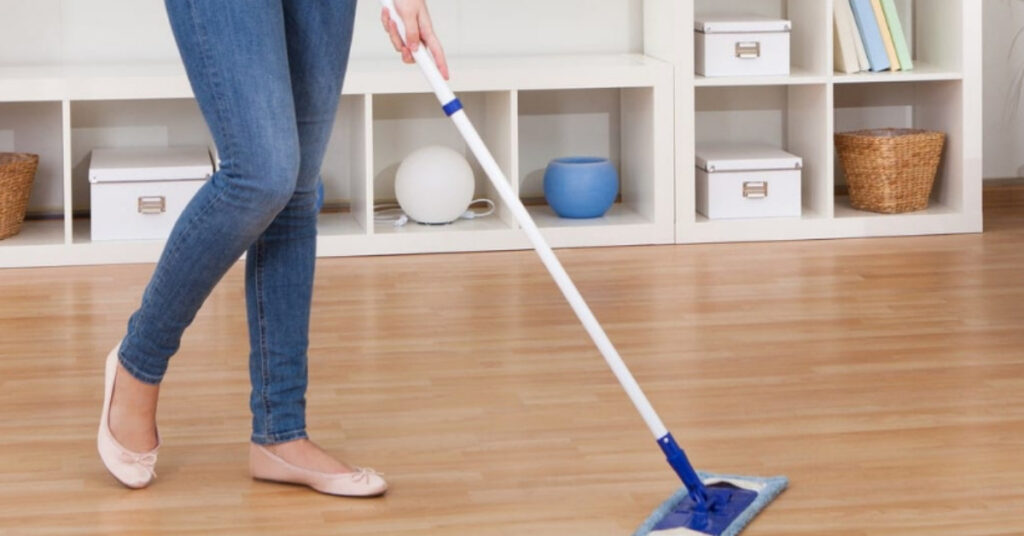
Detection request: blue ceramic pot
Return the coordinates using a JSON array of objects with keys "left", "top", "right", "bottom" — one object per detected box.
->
[{"left": 543, "top": 157, "right": 619, "bottom": 219}]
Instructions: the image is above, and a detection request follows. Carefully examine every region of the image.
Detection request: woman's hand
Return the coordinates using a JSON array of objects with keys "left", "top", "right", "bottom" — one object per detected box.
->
[{"left": 381, "top": 0, "right": 450, "bottom": 80}]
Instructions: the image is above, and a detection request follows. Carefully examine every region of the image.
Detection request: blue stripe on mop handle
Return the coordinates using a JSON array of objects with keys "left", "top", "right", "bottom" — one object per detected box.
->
[
  {"left": 442, "top": 98, "right": 463, "bottom": 117},
  {"left": 658, "top": 433, "right": 711, "bottom": 510}
]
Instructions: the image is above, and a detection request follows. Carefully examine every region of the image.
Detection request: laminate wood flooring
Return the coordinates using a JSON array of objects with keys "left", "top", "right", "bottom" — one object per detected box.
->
[{"left": 0, "top": 188, "right": 1021, "bottom": 535}]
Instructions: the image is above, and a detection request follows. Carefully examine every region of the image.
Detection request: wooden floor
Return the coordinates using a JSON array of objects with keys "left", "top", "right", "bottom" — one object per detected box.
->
[{"left": 1, "top": 188, "right": 1022, "bottom": 536}]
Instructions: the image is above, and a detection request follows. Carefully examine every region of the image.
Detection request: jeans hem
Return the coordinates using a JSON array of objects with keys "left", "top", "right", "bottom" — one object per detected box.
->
[
  {"left": 117, "top": 346, "right": 164, "bottom": 385},
  {"left": 250, "top": 428, "right": 308, "bottom": 446}
]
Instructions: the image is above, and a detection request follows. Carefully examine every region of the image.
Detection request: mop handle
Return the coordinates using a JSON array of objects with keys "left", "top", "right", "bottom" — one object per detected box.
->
[{"left": 379, "top": 0, "right": 669, "bottom": 440}]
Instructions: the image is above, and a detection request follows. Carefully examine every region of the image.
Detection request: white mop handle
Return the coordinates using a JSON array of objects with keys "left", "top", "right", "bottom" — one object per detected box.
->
[{"left": 380, "top": 0, "right": 669, "bottom": 440}]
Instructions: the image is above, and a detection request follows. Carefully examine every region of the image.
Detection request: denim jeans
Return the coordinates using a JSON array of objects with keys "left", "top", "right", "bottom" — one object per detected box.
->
[{"left": 118, "top": 0, "right": 357, "bottom": 445}]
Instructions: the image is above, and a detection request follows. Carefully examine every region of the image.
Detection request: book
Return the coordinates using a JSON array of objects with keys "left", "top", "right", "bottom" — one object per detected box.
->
[
  {"left": 870, "top": 0, "right": 901, "bottom": 70},
  {"left": 849, "top": 0, "right": 891, "bottom": 72},
  {"left": 848, "top": 3, "right": 871, "bottom": 71},
  {"left": 881, "top": 0, "right": 914, "bottom": 70},
  {"left": 834, "top": 2, "right": 860, "bottom": 74}
]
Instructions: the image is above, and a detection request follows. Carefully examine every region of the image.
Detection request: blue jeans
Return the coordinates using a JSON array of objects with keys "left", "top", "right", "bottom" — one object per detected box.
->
[{"left": 118, "top": 0, "right": 357, "bottom": 445}]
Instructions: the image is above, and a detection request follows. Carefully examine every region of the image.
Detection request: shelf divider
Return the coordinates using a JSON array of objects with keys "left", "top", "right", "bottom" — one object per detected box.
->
[
  {"left": 354, "top": 94, "right": 374, "bottom": 235},
  {"left": 61, "top": 99, "right": 72, "bottom": 245}
]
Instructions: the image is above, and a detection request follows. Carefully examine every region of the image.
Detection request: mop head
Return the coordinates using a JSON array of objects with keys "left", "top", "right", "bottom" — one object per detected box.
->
[{"left": 633, "top": 472, "right": 788, "bottom": 536}]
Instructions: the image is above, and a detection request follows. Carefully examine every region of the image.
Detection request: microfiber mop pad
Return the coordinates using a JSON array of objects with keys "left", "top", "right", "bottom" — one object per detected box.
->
[{"left": 633, "top": 473, "right": 788, "bottom": 536}]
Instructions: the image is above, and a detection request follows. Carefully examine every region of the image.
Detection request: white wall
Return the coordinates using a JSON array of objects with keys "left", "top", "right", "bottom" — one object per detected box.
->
[{"left": 984, "top": 0, "right": 1024, "bottom": 180}]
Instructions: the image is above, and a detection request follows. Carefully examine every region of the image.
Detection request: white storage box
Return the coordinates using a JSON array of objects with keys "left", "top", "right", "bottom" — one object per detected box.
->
[
  {"left": 696, "top": 145, "right": 802, "bottom": 220},
  {"left": 695, "top": 15, "right": 791, "bottom": 77},
  {"left": 89, "top": 147, "right": 213, "bottom": 241}
]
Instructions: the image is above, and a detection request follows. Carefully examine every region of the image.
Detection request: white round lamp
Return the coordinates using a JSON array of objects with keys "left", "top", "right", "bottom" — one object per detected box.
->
[{"left": 395, "top": 145, "right": 475, "bottom": 225}]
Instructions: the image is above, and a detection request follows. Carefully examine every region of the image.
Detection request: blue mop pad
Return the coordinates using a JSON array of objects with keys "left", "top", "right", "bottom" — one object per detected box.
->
[{"left": 633, "top": 473, "right": 788, "bottom": 536}]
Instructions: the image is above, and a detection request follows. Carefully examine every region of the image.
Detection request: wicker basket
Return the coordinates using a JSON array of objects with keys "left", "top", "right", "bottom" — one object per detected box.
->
[
  {"left": 835, "top": 128, "right": 945, "bottom": 214},
  {"left": 0, "top": 153, "right": 40, "bottom": 240}
]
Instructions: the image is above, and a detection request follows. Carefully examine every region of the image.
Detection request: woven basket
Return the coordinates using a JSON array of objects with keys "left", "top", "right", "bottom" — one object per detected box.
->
[
  {"left": 0, "top": 153, "right": 40, "bottom": 240},
  {"left": 835, "top": 128, "right": 945, "bottom": 214}
]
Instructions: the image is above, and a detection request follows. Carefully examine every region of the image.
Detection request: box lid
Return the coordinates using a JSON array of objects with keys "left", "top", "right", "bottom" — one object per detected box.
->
[
  {"left": 89, "top": 146, "right": 213, "bottom": 184},
  {"left": 696, "top": 144, "right": 802, "bottom": 173},
  {"left": 694, "top": 15, "right": 792, "bottom": 34}
]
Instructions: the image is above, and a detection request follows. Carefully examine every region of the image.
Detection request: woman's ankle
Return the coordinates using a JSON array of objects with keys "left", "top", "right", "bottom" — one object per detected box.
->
[{"left": 109, "top": 363, "right": 160, "bottom": 451}]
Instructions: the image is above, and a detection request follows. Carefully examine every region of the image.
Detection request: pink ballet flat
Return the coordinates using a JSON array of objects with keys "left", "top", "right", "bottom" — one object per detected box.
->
[
  {"left": 249, "top": 443, "right": 388, "bottom": 497},
  {"left": 97, "top": 345, "right": 160, "bottom": 488}
]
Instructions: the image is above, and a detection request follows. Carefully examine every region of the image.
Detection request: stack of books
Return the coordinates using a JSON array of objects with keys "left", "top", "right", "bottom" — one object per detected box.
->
[{"left": 835, "top": 0, "right": 913, "bottom": 74}]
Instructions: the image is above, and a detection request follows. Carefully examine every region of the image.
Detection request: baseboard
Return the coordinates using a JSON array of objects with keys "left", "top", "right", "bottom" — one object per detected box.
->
[{"left": 985, "top": 178, "right": 1024, "bottom": 187}]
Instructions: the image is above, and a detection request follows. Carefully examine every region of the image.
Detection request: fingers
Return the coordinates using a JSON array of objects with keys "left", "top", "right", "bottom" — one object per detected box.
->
[
  {"left": 381, "top": 3, "right": 449, "bottom": 73},
  {"left": 399, "top": 21, "right": 415, "bottom": 53},
  {"left": 419, "top": 12, "right": 450, "bottom": 80},
  {"left": 401, "top": 11, "right": 421, "bottom": 53},
  {"left": 382, "top": 8, "right": 415, "bottom": 64},
  {"left": 382, "top": 8, "right": 403, "bottom": 51}
]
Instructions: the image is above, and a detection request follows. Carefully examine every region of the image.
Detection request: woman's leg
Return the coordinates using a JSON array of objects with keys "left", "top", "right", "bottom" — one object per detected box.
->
[
  {"left": 111, "top": 0, "right": 301, "bottom": 450},
  {"left": 246, "top": 0, "right": 358, "bottom": 448}
]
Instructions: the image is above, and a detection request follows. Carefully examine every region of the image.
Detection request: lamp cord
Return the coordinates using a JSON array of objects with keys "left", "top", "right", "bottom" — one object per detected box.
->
[{"left": 373, "top": 199, "right": 495, "bottom": 227}]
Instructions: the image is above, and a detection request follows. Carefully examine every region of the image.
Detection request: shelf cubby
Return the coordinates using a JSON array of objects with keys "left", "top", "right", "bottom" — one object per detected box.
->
[
  {"left": 68, "top": 98, "right": 212, "bottom": 245},
  {"left": 833, "top": 0, "right": 963, "bottom": 83},
  {"left": 0, "top": 101, "right": 66, "bottom": 248},
  {"left": 693, "top": 0, "right": 830, "bottom": 86},
  {"left": 693, "top": 84, "right": 832, "bottom": 223},
  {"left": 319, "top": 94, "right": 371, "bottom": 238},
  {"left": 371, "top": 91, "right": 517, "bottom": 236},
  {"left": 517, "top": 86, "right": 673, "bottom": 247},
  {"left": 833, "top": 80, "right": 964, "bottom": 217}
]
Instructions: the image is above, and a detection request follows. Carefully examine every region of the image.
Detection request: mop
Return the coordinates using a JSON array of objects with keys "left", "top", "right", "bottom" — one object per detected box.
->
[{"left": 380, "top": 2, "right": 787, "bottom": 534}]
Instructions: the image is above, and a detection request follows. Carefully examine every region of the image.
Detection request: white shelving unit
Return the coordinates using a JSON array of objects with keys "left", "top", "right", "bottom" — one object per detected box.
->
[
  {"left": 0, "top": 55, "right": 674, "bottom": 267},
  {"left": 645, "top": 0, "right": 982, "bottom": 244},
  {"left": 0, "top": 0, "right": 982, "bottom": 267}
]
